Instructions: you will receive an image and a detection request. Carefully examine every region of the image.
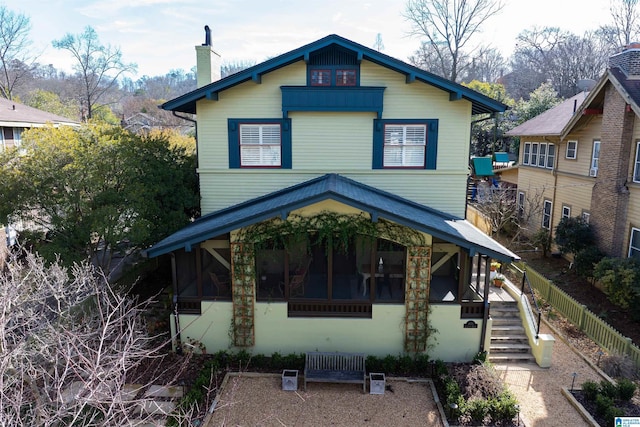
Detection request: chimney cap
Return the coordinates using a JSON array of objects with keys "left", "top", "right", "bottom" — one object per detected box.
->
[{"left": 202, "top": 25, "right": 211, "bottom": 46}]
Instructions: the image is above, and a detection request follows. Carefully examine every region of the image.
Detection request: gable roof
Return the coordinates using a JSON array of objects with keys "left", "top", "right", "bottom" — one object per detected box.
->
[
  {"left": 146, "top": 173, "right": 519, "bottom": 262},
  {"left": 0, "top": 97, "right": 78, "bottom": 127},
  {"left": 505, "top": 92, "right": 588, "bottom": 137},
  {"left": 162, "top": 34, "right": 508, "bottom": 116}
]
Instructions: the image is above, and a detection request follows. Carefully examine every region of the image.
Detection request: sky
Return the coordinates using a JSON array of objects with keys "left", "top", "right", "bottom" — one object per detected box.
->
[{"left": 4, "top": 0, "right": 613, "bottom": 79}]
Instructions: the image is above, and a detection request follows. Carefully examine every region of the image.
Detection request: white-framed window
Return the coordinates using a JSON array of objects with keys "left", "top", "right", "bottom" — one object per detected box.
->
[
  {"left": 629, "top": 227, "right": 640, "bottom": 260},
  {"left": 542, "top": 200, "right": 552, "bottom": 229},
  {"left": 523, "top": 142, "right": 531, "bottom": 165},
  {"left": 562, "top": 205, "right": 571, "bottom": 219},
  {"left": 517, "top": 191, "right": 525, "bottom": 218},
  {"left": 582, "top": 211, "right": 590, "bottom": 224},
  {"left": 531, "top": 143, "right": 538, "bottom": 166},
  {"left": 538, "top": 143, "right": 547, "bottom": 168},
  {"left": 633, "top": 141, "right": 640, "bottom": 183},
  {"left": 239, "top": 124, "right": 282, "bottom": 167},
  {"left": 590, "top": 140, "right": 600, "bottom": 177},
  {"left": 546, "top": 143, "right": 555, "bottom": 169},
  {"left": 383, "top": 124, "right": 426, "bottom": 167},
  {"left": 566, "top": 140, "right": 577, "bottom": 159}
]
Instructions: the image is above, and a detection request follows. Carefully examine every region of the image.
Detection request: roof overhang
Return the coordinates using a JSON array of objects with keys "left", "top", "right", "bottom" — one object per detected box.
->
[{"left": 146, "top": 174, "right": 519, "bottom": 262}]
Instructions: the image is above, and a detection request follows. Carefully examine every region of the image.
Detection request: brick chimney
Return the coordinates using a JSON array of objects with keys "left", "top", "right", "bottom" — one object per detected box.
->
[
  {"left": 608, "top": 42, "right": 640, "bottom": 77},
  {"left": 196, "top": 25, "right": 221, "bottom": 88}
]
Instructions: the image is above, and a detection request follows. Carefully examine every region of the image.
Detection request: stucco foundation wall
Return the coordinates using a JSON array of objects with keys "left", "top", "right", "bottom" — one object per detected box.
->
[
  {"left": 429, "top": 304, "right": 484, "bottom": 362},
  {"left": 172, "top": 302, "right": 483, "bottom": 362}
]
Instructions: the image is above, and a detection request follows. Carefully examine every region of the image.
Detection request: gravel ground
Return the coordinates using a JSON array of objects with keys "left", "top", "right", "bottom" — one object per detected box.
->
[{"left": 204, "top": 374, "right": 444, "bottom": 427}]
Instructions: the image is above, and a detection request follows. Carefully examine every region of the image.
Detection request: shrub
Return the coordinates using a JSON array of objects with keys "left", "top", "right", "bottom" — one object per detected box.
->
[
  {"left": 617, "top": 378, "right": 637, "bottom": 401},
  {"left": 593, "top": 257, "right": 640, "bottom": 309},
  {"left": 554, "top": 216, "right": 594, "bottom": 255},
  {"left": 599, "top": 380, "right": 618, "bottom": 400},
  {"left": 600, "top": 353, "right": 638, "bottom": 379},
  {"left": 574, "top": 246, "right": 605, "bottom": 280},
  {"left": 604, "top": 405, "right": 625, "bottom": 425},
  {"left": 531, "top": 228, "right": 551, "bottom": 257},
  {"left": 595, "top": 393, "right": 614, "bottom": 417},
  {"left": 488, "top": 390, "right": 519, "bottom": 423},
  {"left": 581, "top": 380, "right": 600, "bottom": 401},
  {"left": 444, "top": 375, "right": 462, "bottom": 405},
  {"left": 465, "top": 398, "right": 489, "bottom": 424}
]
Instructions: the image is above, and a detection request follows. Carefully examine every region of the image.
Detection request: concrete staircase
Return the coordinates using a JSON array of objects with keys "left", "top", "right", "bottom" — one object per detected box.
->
[{"left": 489, "top": 300, "right": 536, "bottom": 364}]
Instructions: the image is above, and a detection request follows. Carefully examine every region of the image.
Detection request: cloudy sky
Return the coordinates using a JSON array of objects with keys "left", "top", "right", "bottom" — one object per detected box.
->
[{"left": 5, "top": 0, "right": 612, "bottom": 78}]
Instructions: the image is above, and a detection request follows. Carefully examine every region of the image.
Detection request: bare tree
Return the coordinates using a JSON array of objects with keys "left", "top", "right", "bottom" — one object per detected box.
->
[
  {"left": 610, "top": 0, "right": 640, "bottom": 47},
  {"left": 53, "top": 26, "right": 137, "bottom": 121},
  {"left": 461, "top": 46, "right": 507, "bottom": 83},
  {"left": 373, "top": 33, "right": 385, "bottom": 52},
  {"left": 474, "top": 185, "right": 517, "bottom": 237},
  {"left": 0, "top": 6, "right": 34, "bottom": 100},
  {"left": 403, "top": 0, "right": 504, "bottom": 82},
  {"left": 0, "top": 250, "right": 191, "bottom": 426}
]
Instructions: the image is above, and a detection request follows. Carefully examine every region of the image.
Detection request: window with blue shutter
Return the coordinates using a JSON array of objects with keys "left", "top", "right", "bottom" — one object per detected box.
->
[
  {"left": 228, "top": 119, "right": 292, "bottom": 169},
  {"left": 372, "top": 119, "right": 438, "bottom": 169}
]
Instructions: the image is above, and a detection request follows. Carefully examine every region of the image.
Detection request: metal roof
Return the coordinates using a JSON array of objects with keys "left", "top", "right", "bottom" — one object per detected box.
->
[
  {"left": 161, "top": 34, "right": 508, "bottom": 116},
  {"left": 146, "top": 173, "right": 519, "bottom": 262}
]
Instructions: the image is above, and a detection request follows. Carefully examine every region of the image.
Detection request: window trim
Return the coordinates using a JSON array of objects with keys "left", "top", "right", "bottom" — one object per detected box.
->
[
  {"left": 522, "top": 142, "right": 554, "bottom": 169},
  {"left": 566, "top": 140, "right": 577, "bottom": 159},
  {"left": 582, "top": 211, "right": 590, "bottom": 224},
  {"left": 373, "top": 119, "right": 438, "bottom": 170},
  {"left": 591, "top": 140, "right": 600, "bottom": 177},
  {"left": 308, "top": 66, "right": 359, "bottom": 87},
  {"left": 310, "top": 69, "right": 331, "bottom": 86},
  {"left": 629, "top": 227, "right": 640, "bottom": 259},
  {"left": 561, "top": 205, "right": 571, "bottom": 219},
  {"left": 542, "top": 199, "right": 552, "bottom": 229},
  {"left": 517, "top": 191, "right": 525, "bottom": 219},
  {"left": 633, "top": 141, "right": 640, "bottom": 183},
  {"left": 228, "top": 119, "right": 292, "bottom": 169},
  {"left": 523, "top": 142, "right": 531, "bottom": 165}
]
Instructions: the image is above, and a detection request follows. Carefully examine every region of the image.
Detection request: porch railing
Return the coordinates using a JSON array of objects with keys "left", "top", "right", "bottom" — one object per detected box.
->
[{"left": 288, "top": 301, "right": 372, "bottom": 318}]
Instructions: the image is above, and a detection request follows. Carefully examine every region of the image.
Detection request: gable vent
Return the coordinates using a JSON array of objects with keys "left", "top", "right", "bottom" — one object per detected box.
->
[{"left": 309, "top": 45, "right": 358, "bottom": 66}]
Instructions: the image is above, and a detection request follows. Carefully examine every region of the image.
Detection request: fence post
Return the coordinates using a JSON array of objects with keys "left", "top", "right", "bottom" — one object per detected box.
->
[
  {"left": 579, "top": 305, "right": 587, "bottom": 331},
  {"left": 625, "top": 337, "right": 633, "bottom": 357}
]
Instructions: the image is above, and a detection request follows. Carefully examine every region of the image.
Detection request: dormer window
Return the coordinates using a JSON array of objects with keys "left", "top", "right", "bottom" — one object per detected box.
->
[{"left": 308, "top": 66, "right": 358, "bottom": 86}]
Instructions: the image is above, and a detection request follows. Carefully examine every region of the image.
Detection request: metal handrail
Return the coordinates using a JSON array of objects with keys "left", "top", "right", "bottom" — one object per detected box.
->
[{"left": 511, "top": 264, "right": 542, "bottom": 338}]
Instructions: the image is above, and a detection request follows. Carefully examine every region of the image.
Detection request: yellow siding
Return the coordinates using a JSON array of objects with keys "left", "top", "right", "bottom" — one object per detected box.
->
[
  {"left": 553, "top": 174, "right": 594, "bottom": 219},
  {"left": 174, "top": 302, "right": 481, "bottom": 361},
  {"left": 560, "top": 116, "right": 602, "bottom": 176},
  {"left": 516, "top": 167, "right": 556, "bottom": 235},
  {"left": 195, "top": 59, "right": 473, "bottom": 218}
]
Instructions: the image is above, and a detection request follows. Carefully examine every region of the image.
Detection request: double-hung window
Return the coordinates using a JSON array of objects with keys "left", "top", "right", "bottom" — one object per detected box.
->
[
  {"left": 629, "top": 227, "right": 640, "bottom": 260},
  {"left": 542, "top": 200, "right": 552, "bottom": 229},
  {"left": 562, "top": 205, "right": 571, "bottom": 219},
  {"left": 239, "top": 124, "right": 281, "bottom": 167},
  {"left": 531, "top": 144, "right": 538, "bottom": 166},
  {"left": 517, "top": 191, "right": 525, "bottom": 219},
  {"left": 590, "top": 140, "right": 600, "bottom": 177},
  {"left": 546, "top": 144, "right": 555, "bottom": 168},
  {"left": 373, "top": 119, "right": 438, "bottom": 169},
  {"left": 523, "top": 143, "right": 531, "bottom": 165},
  {"left": 633, "top": 141, "right": 640, "bottom": 183},
  {"left": 566, "top": 140, "right": 577, "bottom": 159},
  {"left": 383, "top": 124, "right": 426, "bottom": 167},
  {"left": 538, "top": 143, "right": 547, "bottom": 168},
  {"left": 228, "top": 119, "right": 292, "bottom": 169}
]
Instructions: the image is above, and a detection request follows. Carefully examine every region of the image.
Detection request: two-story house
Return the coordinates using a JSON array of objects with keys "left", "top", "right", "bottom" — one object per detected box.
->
[
  {"left": 147, "top": 33, "right": 518, "bottom": 362},
  {"left": 508, "top": 44, "right": 640, "bottom": 260}
]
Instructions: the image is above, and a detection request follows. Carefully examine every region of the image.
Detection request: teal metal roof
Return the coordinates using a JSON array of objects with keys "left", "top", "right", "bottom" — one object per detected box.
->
[
  {"left": 494, "top": 152, "right": 510, "bottom": 163},
  {"left": 146, "top": 174, "right": 519, "bottom": 262},
  {"left": 162, "top": 34, "right": 508, "bottom": 116}
]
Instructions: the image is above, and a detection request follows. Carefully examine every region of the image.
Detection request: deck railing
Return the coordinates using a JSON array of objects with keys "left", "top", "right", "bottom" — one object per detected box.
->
[
  {"left": 509, "top": 263, "right": 542, "bottom": 338},
  {"left": 512, "top": 261, "right": 640, "bottom": 367}
]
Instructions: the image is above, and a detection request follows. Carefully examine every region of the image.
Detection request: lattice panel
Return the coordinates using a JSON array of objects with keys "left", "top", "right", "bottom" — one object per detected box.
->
[
  {"left": 230, "top": 242, "right": 255, "bottom": 347},
  {"left": 405, "top": 246, "right": 432, "bottom": 353}
]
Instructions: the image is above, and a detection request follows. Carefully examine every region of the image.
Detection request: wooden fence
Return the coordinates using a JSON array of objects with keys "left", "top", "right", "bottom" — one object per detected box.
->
[{"left": 511, "top": 262, "right": 640, "bottom": 367}]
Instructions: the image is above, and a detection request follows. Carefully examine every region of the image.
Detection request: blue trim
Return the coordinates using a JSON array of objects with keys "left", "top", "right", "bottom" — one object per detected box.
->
[
  {"left": 228, "top": 119, "right": 292, "bottom": 169},
  {"left": 307, "top": 65, "right": 359, "bottom": 86},
  {"left": 281, "top": 86, "right": 384, "bottom": 119},
  {"left": 161, "top": 34, "right": 508, "bottom": 115},
  {"left": 372, "top": 119, "right": 438, "bottom": 170}
]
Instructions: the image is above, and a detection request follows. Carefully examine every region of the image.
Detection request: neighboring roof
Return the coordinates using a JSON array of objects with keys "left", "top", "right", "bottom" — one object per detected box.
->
[
  {"left": 0, "top": 97, "right": 78, "bottom": 127},
  {"left": 147, "top": 174, "right": 519, "bottom": 262},
  {"left": 505, "top": 92, "right": 588, "bottom": 137},
  {"left": 162, "top": 34, "right": 508, "bottom": 116},
  {"left": 471, "top": 157, "right": 494, "bottom": 176}
]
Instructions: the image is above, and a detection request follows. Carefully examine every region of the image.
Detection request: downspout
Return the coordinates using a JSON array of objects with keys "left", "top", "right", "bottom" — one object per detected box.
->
[
  {"left": 479, "top": 255, "right": 491, "bottom": 353},
  {"left": 549, "top": 136, "right": 559, "bottom": 248},
  {"left": 170, "top": 252, "right": 183, "bottom": 355}
]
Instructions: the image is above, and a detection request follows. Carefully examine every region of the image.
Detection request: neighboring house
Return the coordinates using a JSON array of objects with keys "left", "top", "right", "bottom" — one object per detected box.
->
[
  {"left": 507, "top": 43, "right": 640, "bottom": 259},
  {"left": 148, "top": 33, "right": 518, "bottom": 361},
  {"left": 0, "top": 97, "right": 79, "bottom": 151}
]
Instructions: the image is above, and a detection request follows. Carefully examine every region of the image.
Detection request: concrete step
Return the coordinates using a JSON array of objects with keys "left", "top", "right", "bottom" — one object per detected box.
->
[
  {"left": 492, "top": 322, "right": 525, "bottom": 330},
  {"left": 489, "top": 352, "right": 536, "bottom": 363},
  {"left": 490, "top": 343, "right": 531, "bottom": 353},
  {"left": 491, "top": 306, "right": 520, "bottom": 315},
  {"left": 491, "top": 335, "right": 528, "bottom": 344}
]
